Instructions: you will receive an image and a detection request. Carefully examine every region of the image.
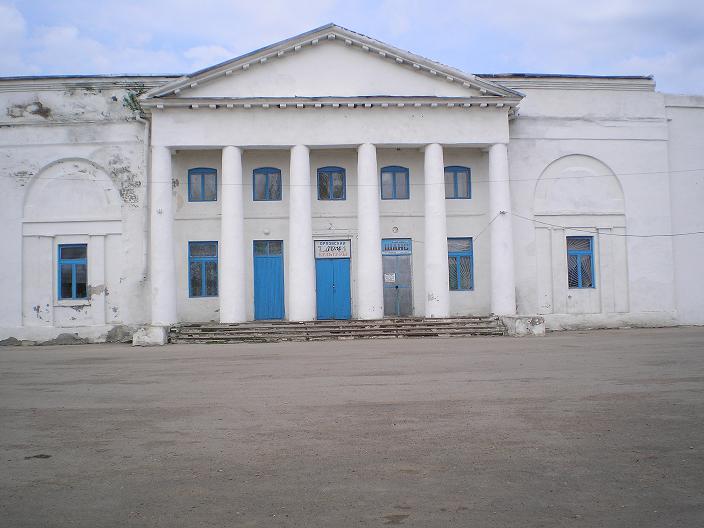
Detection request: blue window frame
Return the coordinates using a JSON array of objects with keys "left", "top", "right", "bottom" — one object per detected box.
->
[
  {"left": 253, "top": 167, "right": 282, "bottom": 201},
  {"left": 253, "top": 240, "right": 283, "bottom": 256},
  {"left": 188, "top": 167, "right": 217, "bottom": 202},
  {"left": 58, "top": 244, "right": 88, "bottom": 300},
  {"left": 317, "top": 166, "right": 346, "bottom": 200},
  {"left": 380, "top": 166, "right": 410, "bottom": 200},
  {"left": 188, "top": 241, "right": 218, "bottom": 297},
  {"left": 444, "top": 166, "right": 471, "bottom": 199},
  {"left": 567, "top": 236, "right": 595, "bottom": 288},
  {"left": 448, "top": 238, "right": 473, "bottom": 291}
]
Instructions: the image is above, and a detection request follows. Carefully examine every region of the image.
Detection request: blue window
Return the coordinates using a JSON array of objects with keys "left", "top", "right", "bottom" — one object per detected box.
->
[
  {"left": 444, "top": 166, "right": 471, "bottom": 199},
  {"left": 188, "top": 241, "right": 218, "bottom": 297},
  {"left": 380, "top": 166, "right": 410, "bottom": 200},
  {"left": 253, "top": 167, "right": 282, "bottom": 201},
  {"left": 188, "top": 167, "right": 217, "bottom": 202},
  {"left": 58, "top": 244, "right": 88, "bottom": 300},
  {"left": 317, "top": 166, "right": 346, "bottom": 200},
  {"left": 567, "top": 236, "right": 595, "bottom": 288},
  {"left": 448, "top": 238, "right": 473, "bottom": 291}
]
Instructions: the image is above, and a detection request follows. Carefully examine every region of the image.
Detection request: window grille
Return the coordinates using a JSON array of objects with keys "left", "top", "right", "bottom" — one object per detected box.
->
[
  {"left": 189, "top": 241, "right": 218, "bottom": 297},
  {"left": 317, "top": 166, "right": 346, "bottom": 200},
  {"left": 448, "top": 237, "right": 473, "bottom": 290},
  {"left": 567, "top": 236, "right": 595, "bottom": 288},
  {"left": 253, "top": 167, "right": 282, "bottom": 201}
]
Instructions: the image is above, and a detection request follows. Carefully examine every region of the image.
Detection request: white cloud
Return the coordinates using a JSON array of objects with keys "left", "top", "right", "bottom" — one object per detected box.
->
[
  {"left": 184, "top": 45, "right": 236, "bottom": 71},
  {"left": 0, "top": 0, "right": 702, "bottom": 93},
  {"left": 0, "top": 4, "right": 31, "bottom": 74}
]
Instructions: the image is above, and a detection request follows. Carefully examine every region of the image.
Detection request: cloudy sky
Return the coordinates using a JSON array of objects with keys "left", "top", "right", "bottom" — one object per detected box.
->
[{"left": 1, "top": 0, "right": 702, "bottom": 94}]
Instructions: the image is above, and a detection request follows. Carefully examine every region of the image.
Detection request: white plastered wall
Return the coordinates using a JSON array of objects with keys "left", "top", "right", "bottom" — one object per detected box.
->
[
  {"left": 666, "top": 95, "right": 704, "bottom": 325},
  {"left": 502, "top": 80, "right": 679, "bottom": 329},
  {"left": 0, "top": 78, "right": 157, "bottom": 342}
]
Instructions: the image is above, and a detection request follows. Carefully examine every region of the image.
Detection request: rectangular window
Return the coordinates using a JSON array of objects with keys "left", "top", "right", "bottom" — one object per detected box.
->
[
  {"left": 188, "top": 168, "right": 218, "bottom": 202},
  {"left": 567, "top": 236, "right": 595, "bottom": 288},
  {"left": 444, "top": 166, "right": 471, "bottom": 199},
  {"left": 317, "top": 167, "right": 346, "bottom": 200},
  {"left": 189, "top": 241, "right": 218, "bottom": 297},
  {"left": 448, "top": 238, "right": 473, "bottom": 291},
  {"left": 380, "top": 166, "right": 410, "bottom": 200},
  {"left": 58, "top": 244, "right": 88, "bottom": 300},
  {"left": 253, "top": 167, "right": 282, "bottom": 201},
  {"left": 254, "top": 239, "right": 283, "bottom": 256}
]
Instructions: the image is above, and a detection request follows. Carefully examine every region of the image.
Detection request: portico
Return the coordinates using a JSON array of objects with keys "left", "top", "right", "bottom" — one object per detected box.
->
[
  {"left": 147, "top": 140, "right": 517, "bottom": 325},
  {"left": 140, "top": 23, "right": 523, "bottom": 335}
]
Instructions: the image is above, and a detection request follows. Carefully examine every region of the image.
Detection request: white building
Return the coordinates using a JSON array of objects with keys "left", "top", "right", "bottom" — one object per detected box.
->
[{"left": 1, "top": 24, "right": 702, "bottom": 345}]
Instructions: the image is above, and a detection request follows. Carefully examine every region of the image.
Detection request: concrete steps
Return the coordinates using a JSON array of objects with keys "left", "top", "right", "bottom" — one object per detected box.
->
[{"left": 169, "top": 316, "right": 506, "bottom": 343}]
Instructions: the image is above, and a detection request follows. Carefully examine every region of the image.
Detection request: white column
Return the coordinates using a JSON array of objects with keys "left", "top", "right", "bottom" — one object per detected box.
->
[
  {"left": 150, "top": 146, "right": 177, "bottom": 325},
  {"left": 287, "top": 145, "right": 316, "bottom": 321},
  {"left": 219, "top": 146, "right": 246, "bottom": 323},
  {"left": 489, "top": 143, "right": 517, "bottom": 315},
  {"left": 424, "top": 143, "right": 450, "bottom": 318},
  {"left": 356, "top": 143, "right": 384, "bottom": 319}
]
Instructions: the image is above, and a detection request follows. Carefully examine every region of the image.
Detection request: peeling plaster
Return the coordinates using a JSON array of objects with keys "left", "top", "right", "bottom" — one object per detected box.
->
[
  {"left": 108, "top": 154, "right": 142, "bottom": 206},
  {"left": 87, "top": 284, "right": 107, "bottom": 296},
  {"left": 7, "top": 101, "right": 51, "bottom": 119}
]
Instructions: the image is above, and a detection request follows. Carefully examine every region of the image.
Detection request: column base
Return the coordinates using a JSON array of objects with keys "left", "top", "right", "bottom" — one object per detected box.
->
[
  {"left": 132, "top": 325, "right": 170, "bottom": 346},
  {"left": 501, "top": 315, "right": 545, "bottom": 337}
]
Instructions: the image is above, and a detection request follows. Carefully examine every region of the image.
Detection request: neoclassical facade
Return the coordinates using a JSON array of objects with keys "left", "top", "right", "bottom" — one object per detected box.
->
[{"left": 1, "top": 24, "right": 702, "bottom": 344}]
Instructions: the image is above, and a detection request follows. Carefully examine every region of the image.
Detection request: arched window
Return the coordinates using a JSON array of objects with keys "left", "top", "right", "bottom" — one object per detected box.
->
[
  {"left": 444, "top": 166, "right": 471, "bottom": 199},
  {"left": 380, "top": 166, "right": 410, "bottom": 200},
  {"left": 317, "top": 166, "right": 346, "bottom": 200},
  {"left": 253, "top": 167, "right": 282, "bottom": 201},
  {"left": 188, "top": 167, "right": 217, "bottom": 202}
]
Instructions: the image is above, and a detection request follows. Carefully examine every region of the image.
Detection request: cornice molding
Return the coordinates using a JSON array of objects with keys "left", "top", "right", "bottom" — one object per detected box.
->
[
  {"left": 141, "top": 95, "right": 521, "bottom": 113},
  {"left": 0, "top": 76, "right": 176, "bottom": 93},
  {"left": 489, "top": 77, "right": 656, "bottom": 92}
]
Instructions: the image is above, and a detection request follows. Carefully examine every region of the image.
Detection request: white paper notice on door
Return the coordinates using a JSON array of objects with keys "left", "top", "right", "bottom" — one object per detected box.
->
[{"left": 384, "top": 273, "right": 396, "bottom": 283}]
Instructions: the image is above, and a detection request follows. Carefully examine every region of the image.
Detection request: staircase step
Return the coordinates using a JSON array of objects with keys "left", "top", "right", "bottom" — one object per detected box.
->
[{"left": 169, "top": 315, "right": 506, "bottom": 344}]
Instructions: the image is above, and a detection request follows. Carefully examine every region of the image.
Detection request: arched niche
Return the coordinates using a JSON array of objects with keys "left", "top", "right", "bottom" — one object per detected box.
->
[
  {"left": 533, "top": 155, "right": 625, "bottom": 216},
  {"left": 23, "top": 158, "right": 121, "bottom": 222}
]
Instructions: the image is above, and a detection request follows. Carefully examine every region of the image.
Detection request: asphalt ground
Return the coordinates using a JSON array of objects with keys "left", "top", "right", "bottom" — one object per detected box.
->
[{"left": 1, "top": 327, "right": 703, "bottom": 527}]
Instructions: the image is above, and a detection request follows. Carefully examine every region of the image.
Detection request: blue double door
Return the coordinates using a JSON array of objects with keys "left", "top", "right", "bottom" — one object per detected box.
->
[
  {"left": 253, "top": 240, "right": 285, "bottom": 320},
  {"left": 315, "top": 258, "right": 351, "bottom": 320}
]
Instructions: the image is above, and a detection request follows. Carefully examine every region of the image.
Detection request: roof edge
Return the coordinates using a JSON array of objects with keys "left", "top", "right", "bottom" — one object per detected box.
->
[{"left": 144, "top": 23, "right": 523, "bottom": 100}]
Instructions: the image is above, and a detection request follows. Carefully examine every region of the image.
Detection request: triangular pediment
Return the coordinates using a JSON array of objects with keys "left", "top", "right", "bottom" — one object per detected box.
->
[{"left": 143, "top": 24, "right": 522, "bottom": 105}]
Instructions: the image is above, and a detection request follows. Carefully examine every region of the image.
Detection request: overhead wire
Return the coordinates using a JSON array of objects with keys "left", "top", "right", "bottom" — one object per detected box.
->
[{"left": 3, "top": 167, "right": 703, "bottom": 185}]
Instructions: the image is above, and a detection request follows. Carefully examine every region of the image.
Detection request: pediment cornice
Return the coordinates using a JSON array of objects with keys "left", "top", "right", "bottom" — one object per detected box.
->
[{"left": 142, "top": 24, "right": 523, "bottom": 103}]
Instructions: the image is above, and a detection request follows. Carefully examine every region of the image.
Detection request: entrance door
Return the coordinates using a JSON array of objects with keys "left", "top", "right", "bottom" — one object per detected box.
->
[
  {"left": 382, "top": 239, "right": 413, "bottom": 317},
  {"left": 253, "top": 240, "right": 284, "bottom": 320},
  {"left": 315, "top": 240, "right": 351, "bottom": 320}
]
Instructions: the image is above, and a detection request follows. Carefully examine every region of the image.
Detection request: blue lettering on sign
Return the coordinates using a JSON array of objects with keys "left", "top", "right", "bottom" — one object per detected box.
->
[{"left": 382, "top": 238, "right": 412, "bottom": 255}]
